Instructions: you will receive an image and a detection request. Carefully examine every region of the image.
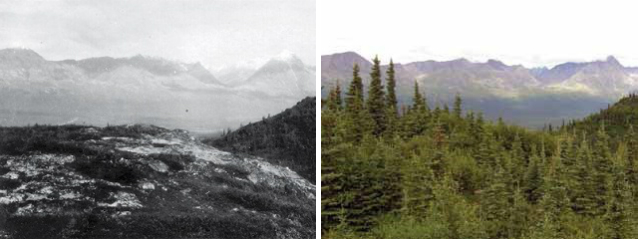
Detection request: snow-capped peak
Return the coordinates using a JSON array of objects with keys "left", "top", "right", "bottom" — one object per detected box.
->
[{"left": 273, "top": 50, "right": 298, "bottom": 62}]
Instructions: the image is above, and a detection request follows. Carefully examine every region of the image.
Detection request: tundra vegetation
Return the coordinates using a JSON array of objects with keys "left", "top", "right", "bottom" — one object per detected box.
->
[{"left": 0, "top": 124, "right": 314, "bottom": 239}]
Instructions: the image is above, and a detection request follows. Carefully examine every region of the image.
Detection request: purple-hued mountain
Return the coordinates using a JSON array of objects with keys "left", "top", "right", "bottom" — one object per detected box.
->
[{"left": 322, "top": 51, "right": 638, "bottom": 128}]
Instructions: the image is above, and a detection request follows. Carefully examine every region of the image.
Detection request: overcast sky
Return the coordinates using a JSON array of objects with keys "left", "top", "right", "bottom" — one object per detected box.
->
[
  {"left": 0, "top": 0, "right": 315, "bottom": 69},
  {"left": 320, "top": 0, "right": 638, "bottom": 68}
]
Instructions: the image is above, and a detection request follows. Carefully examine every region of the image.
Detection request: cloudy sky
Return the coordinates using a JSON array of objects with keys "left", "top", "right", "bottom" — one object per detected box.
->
[
  {"left": 0, "top": 0, "right": 315, "bottom": 69},
  {"left": 320, "top": 0, "right": 638, "bottom": 68}
]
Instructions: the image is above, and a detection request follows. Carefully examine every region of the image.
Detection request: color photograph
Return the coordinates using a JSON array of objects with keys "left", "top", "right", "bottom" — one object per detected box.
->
[{"left": 321, "top": 1, "right": 638, "bottom": 238}]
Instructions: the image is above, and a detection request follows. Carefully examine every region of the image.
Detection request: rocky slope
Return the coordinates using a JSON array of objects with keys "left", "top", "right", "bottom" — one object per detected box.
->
[{"left": 0, "top": 124, "right": 315, "bottom": 239}]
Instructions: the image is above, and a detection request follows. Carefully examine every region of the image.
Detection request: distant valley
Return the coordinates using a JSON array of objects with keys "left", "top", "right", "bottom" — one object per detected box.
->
[{"left": 322, "top": 52, "right": 638, "bottom": 128}]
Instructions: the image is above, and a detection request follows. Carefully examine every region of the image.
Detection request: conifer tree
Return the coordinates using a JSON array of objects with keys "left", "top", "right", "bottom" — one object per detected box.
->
[
  {"left": 475, "top": 127, "right": 499, "bottom": 171},
  {"left": 624, "top": 125, "right": 638, "bottom": 188},
  {"left": 429, "top": 174, "right": 487, "bottom": 239},
  {"left": 321, "top": 106, "right": 351, "bottom": 230},
  {"left": 412, "top": 81, "right": 427, "bottom": 112},
  {"left": 604, "top": 164, "right": 637, "bottom": 239},
  {"left": 539, "top": 159, "right": 570, "bottom": 222},
  {"left": 400, "top": 153, "right": 434, "bottom": 217},
  {"left": 385, "top": 59, "right": 397, "bottom": 115},
  {"left": 344, "top": 64, "right": 371, "bottom": 142},
  {"left": 453, "top": 92, "right": 462, "bottom": 119},
  {"left": 345, "top": 64, "right": 364, "bottom": 113},
  {"left": 334, "top": 80, "right": 342, "bottom": 109},
  {"left": 326, "top": 83, "right": 342, "bottom": 111},
  {"left": 366, "top": 56, "right": 387, "bottom": 136},
  {"left": 523, "top": 146, "right": 543, "bottom": 203},
  {"left": 383, "top": 60, "right": 398, "bottom": 139},
  {"left": 591, "top": 127, "right": 613, "bottom": 215},
  {"left": 508, "top": 134, "right": 526, "bottom": 187},
  {"left": 571, "top": 139, "right": 597, "bottom": 216},
  {"left": 481, "top": 165, "right": 512, "bottom": 238},
  {"left": 403, "top": 81, "right": 428, "bottom": 138}
]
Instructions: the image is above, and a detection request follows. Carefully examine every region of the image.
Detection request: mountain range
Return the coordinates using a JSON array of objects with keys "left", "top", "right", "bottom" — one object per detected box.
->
[
  {"left": 321, "top": 51, "right": 638, "bottom": 127},
  {"left": 0, "top": 48, "right": 315, "bottom": 132}
]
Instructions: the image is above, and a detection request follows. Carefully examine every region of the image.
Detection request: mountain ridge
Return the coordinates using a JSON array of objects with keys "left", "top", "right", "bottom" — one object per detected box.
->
[
  {"left": 322, "top": 51, "right": 638, "bottom": 97},
  {"left": 321, "top": 51, "right": 638, "bottom": 128},
  {"left": 0, "top": 48, "right": 315, "bottom": 132}
]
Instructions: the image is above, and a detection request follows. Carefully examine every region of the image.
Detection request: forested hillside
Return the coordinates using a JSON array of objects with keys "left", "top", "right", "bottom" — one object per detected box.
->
[
  {"left": 565, "top": 93, "right": 638, "bottom": 139},
  {"left": 205, "top": 97, "right": 316, "bottom": 183},
  {"left": 321, "top": 57, "right": 638, "bottom": 239}
]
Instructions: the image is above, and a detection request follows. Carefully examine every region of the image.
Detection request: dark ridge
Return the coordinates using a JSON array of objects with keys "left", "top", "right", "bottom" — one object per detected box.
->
[{"left": 204, "top": 97, "right": 316, "bottom": 183}]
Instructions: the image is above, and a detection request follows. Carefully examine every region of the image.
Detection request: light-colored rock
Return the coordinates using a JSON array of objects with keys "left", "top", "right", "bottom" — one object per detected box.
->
[
  {"left": 98, "top": 191, "right": 143, "bottom": 208},
  {"left": 148, "top": 160, "right": 169, "bottom": 173},
  {"left": 140, "top": 182, "right": 155, "bottom": 190},
  {"left": 113, "top": 211, "right": 131, "bottom": 217},
  {"left": 2, "top": 172, "right": 18, "bottom": 180}
]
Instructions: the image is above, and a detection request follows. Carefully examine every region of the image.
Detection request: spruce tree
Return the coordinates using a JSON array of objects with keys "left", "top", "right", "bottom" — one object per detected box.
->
[
  {"left": 591, "top": 127, "right": 613, "bottom": 215},
  {"left": 385, "top": 59, "right": 397, "bottom": 115},
  {"left": 509, "top": 134, "right": 526, "bottom": 187},
  {"left": 571, "top": 139, "right": 597, "bottom": 216},
  {"left": 604, "top": 164, "right": 637, "bottom": 239},
  {"left": 481, "top": 165, "right": 512, "bottom": 238},
  {"left": 453, "top": 92, "right": 462, "bottom": 119},
  {"left": 345, "top": 63, "right": 364, "bottom": 113},
  {"left": 624, "top": 125, "right": 638, "bottom": 188},
  {"left": 429, "top": 174, "right": 488, "bottom": 239},
  {"left": 383, "top": 60, "right": 398, "bottom": 139},
  {"left": 400, "top": 153, "right": 434, "bottom": 217},
  {"left": 402, "top": 81, "right": 428, "bottom": 138},
  {"left": 334, "top": 79, "right": 342, "bottom": 109},
  {"left": 366, "top": 55, "right": 387, "bottom": 136},
  {"left": 326, "top": 83, "right": 342, "bottom": 111},
  {"left": 523, "top": 146, "right": 543, "bottom": 203},
  {"left": 344, "top": 63, "right": 371, "bottom": 142}
]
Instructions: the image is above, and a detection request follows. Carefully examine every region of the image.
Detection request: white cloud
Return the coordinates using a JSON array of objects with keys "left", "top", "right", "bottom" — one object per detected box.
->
[{"left": 0, "top": 0, "right": 315, "bottom": 67}]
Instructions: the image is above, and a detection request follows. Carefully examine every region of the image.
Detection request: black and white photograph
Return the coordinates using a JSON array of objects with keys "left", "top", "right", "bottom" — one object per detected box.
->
[{"left": 0, "top": 0, "right": 316, "bottom": 238}]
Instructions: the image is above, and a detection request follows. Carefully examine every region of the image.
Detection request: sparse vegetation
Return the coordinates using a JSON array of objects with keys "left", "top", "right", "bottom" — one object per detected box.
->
[{"left": 0, "top": 124, "right": 314, "bottom": 239}]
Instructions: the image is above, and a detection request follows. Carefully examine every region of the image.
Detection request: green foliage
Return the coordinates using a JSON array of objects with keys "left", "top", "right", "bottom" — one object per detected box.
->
[
  {"left": 366, "top": 56, "right": 387, "bottom": 136},
  {"left": 322, "top": 55, "right": 638, "bottom": 239},
  {"left": 385, "top": 59, "right": 397, "bottom": 114}
]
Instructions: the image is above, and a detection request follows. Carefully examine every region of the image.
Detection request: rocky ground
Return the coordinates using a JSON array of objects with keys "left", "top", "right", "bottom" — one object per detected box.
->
[{"left": 0, "top": 124, "right": 315, "bottom": 239}]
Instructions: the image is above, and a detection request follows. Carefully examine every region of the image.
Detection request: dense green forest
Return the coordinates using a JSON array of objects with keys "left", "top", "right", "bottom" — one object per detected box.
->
[
  {"left": 205, "top": 97, "right": 316, "bottom": 183},
  {"left": 321, "top": 56, "right": 638, "bottom": 239}
]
